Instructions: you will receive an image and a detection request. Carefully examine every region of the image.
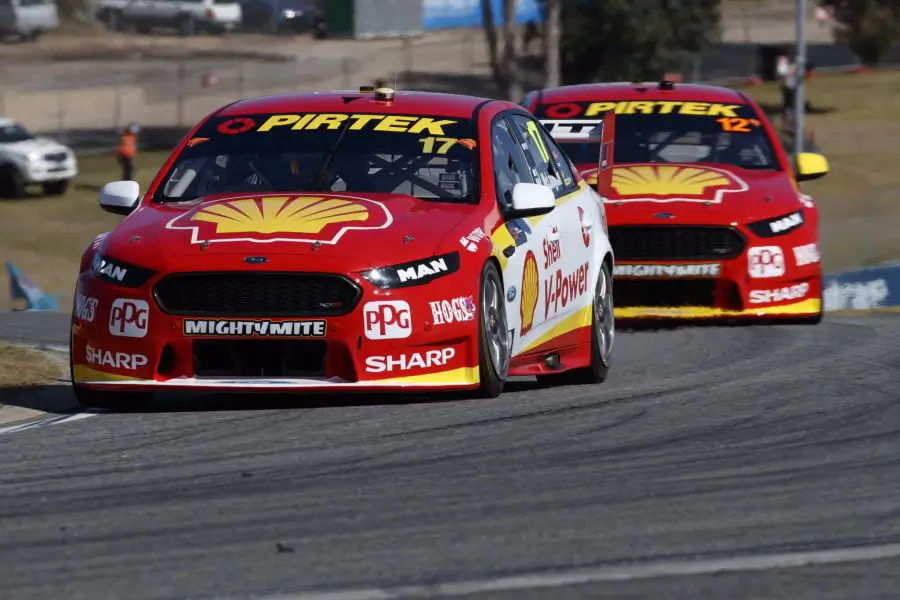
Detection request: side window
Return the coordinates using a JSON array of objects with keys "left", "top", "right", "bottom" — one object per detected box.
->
[
  {"left": 491, "top": 117, "right": 535, "bottom": 212},
  {"left": 508, "top": 114, "right": 572, "bottom": 199},
  {"left": 539, "top": 126, "right": 579, "bottom": 193}
]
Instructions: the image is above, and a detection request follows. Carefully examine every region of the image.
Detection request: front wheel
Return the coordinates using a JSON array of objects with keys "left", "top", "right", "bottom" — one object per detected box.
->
[
  {"left": 474, "top": 261, "right": 510, "bottom": 398},
  {"left": 538, "top": 260, "right": 614, "bottom": 386}
]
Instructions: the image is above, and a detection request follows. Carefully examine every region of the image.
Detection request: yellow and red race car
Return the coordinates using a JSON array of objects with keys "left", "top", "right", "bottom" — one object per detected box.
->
[{"left": 524, "top": 80, "right": 828, "bottom": 324}]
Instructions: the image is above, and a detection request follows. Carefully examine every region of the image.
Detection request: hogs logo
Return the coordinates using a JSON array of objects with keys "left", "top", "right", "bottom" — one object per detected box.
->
[
  {"left": 520, "top": 250, "right": 539, "bottom": 336},
  {"left": 610, "top": 164, "right": 748, "bottom": 204},
  {"left": 166, "top": 195, "right": 392, "bottom": 245}
]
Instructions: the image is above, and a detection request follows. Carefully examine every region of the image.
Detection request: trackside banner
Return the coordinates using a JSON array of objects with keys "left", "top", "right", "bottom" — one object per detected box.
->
[
  {"left": 422, "top": 0, "right": 541, "bottom": 29},
  {"left": 823, "top": 262, "right": 900, "bottom": 311}
]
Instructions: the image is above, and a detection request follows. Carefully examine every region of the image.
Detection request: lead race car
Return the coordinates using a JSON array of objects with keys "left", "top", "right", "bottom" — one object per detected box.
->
[
  {"left": 71, "top": 87, "right": 616, "bottom": 409},
  {"left": 524, "top": 81, "right": 828, "bottom": 323}
]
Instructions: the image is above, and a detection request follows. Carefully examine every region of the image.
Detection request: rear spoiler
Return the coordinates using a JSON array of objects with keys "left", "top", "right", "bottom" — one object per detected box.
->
[{"left": 540, "top": 110, "right": 615, "bottom": 198}]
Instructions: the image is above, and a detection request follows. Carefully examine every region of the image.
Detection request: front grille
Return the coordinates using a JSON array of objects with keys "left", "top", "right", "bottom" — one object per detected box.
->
[
  {"left": 614, "top": 280, "right": 718, "bottom": 307},
  {"left": 609, "top": 226, "right": 745, "bottom": 261},
  {"left": 43, "top": 152, "right": 67, "bottom": 163},
  {"left": 193, "top": 339, "right": 326, "bottom": 378},
  {"left": 154, "top": 272, "right": 361, "bottom": 317}
]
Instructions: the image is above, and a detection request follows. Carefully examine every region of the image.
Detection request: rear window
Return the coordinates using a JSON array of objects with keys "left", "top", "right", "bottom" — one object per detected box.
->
[
  {"left": 154, "top": 111, "right": 479, "bottom": 204},
  {"left": 535, "top": 100, "right": 780, "bottom": 171}
]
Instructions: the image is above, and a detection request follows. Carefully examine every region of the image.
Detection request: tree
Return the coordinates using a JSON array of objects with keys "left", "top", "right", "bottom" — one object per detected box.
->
[
  {"left": 480, "top": 0, "right": 524, "bottom": 101},
  {"left": 544, "top": 0, "right": 562, "bottom": 88},
  {"left": 828, "top": 0, "right": 900, "bottom": 67},
  {"left": 558, "top": 0, "right": 721, "bottom": 85}
]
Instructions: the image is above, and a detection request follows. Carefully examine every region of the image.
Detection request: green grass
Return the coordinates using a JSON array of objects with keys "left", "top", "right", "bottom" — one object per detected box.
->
[
  {"left": 0, "top": 150, "right": 170, "bottom": 311},
  {"left": 2, "top": 70, "right": 899, "bottom": 311}
]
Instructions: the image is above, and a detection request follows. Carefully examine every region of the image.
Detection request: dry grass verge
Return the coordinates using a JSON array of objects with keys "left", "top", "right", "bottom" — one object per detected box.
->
[{"left": 0, "top": 342, "right": 62, "bottom": 388}]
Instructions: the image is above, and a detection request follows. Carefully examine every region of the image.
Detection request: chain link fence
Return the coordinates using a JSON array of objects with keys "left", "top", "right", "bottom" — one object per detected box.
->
[{"left": 0, "top": 30, "right": 487, "bottom": 150}]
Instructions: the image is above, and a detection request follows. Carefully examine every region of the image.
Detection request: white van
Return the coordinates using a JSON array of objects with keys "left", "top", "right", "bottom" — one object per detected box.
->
[{"left": 0, "top": 0, "right": 59, "bottom": 41}]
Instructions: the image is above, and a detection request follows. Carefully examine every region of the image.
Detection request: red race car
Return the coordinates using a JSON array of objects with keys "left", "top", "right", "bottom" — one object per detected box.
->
[
  {"left": 70, "top": 87, "right": 617, "bottom": 409},
  {"left": 524, "top": 81, "right": 829, "bottom": 324}
]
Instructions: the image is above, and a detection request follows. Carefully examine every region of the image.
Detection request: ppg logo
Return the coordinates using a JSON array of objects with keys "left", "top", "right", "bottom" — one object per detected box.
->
[
  {"left": 109, "top": 298, "right": 149, "bottom": 338},
  {"left": 363, "top": 300, "right": 411, "bottom": 340}
]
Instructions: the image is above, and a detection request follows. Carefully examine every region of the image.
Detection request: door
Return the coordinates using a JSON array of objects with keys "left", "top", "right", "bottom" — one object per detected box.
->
[{"left": 506, "top": 113, "right": 593, "bottom": 348}]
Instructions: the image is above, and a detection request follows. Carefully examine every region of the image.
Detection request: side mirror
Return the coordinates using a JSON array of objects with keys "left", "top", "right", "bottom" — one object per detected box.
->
[
  {"left": 508, "top": 182, "right": 555, "bottom": 218},
  {"left": 795, "top": 152, "right": 829, "bottom": 182},
  {"left": 99, "top": 180, "right": 140, "bottom": 216}
]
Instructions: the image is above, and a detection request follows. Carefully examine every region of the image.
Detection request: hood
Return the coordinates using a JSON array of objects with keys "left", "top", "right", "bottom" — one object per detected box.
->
[
  {"left": 99, "top": 192, "right": 473, "bottom": 273},
  {"left": 3, "top": 136, "right": 69, "bottom": 156},
  {"left": 578, "top": 163, "right": 804, "bottom": 226}
]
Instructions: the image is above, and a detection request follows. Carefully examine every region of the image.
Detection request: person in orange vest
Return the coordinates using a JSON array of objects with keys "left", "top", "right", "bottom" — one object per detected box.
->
[{"left": 117, "top": 123, "right": 139, "bottom": 181}]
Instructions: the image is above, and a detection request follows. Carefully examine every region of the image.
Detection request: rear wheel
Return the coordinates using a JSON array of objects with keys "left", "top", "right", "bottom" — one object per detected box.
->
[
  {"left": 475, "top": 261, "right": 510, "bottom": 398},
  {"left": 538, "top": 260, "right": 614, "bottom": 386}
]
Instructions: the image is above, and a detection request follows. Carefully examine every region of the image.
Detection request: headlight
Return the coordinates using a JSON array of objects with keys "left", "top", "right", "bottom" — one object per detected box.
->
[
  {"left": 746, "top": 210, "right": 804, "bottom": 237},
  {"left": 360, "top": 252, "right": 460, "bottom": 289},
  {"left": 91, "top": 253, "right": 156, "bottom": 287}
]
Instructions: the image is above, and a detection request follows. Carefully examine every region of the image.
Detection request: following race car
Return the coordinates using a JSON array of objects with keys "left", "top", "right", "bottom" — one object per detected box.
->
[
  {"left": 524, "top": 81, "right": 828, "bottom": 324},
  {"left": 70, "top": 86, "right": 616, "bottom": 409}
]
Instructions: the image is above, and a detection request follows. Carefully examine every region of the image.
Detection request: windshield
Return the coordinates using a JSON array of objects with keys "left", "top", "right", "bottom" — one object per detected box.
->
[
  {"left": 535, "top": 100, "right": 779, "bottom": 171},
  {"left": 153, "top": 111, "right": 480, "bottom": 204},
  {"left": 0, "top": 122, "right": 34, "bottom": 144}
]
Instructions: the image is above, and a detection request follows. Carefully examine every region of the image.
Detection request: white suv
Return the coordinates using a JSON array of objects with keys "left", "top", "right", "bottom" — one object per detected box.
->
[
  {"left": 118, "top": 0, "right": 243, "bottom": 35},
  {"left": 0, "top": 118, "right": 77, "bottom": 198}
]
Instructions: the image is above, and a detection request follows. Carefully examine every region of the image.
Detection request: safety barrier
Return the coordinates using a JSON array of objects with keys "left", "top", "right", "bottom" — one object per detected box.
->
[{"left": 823, "top": 262, "right": 900, "bottom": 312}]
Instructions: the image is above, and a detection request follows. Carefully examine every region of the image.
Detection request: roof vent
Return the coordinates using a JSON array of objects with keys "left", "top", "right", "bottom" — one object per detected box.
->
[
  {"left": 359, "top": 85, "right": 375, "bottom": 93},
  {"left": 659, "top": 80, "right": 675, "bottom": 90}
]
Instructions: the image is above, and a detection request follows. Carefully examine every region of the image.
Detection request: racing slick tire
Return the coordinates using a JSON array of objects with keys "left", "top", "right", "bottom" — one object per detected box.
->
[
  {"left": 475, "top": 261, "right": 510, "bottom": 398},
  {"left": 537, "top": 259, "right": 614, "bottom": 387}
]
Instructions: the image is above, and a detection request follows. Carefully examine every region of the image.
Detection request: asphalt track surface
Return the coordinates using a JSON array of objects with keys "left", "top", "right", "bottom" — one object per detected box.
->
[{"left": 2, "top": 311, "right": 900, "bottom": 600}]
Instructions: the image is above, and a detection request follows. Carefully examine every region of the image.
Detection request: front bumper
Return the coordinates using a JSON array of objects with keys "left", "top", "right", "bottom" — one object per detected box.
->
[
  {"left": 23, "top": 155, "right": 77, "bottom": 184},
  {"left": 70, "top": 268, "right": 482, "bottom": 393},
  {"left": 611, "top": 244, "right": 823, "bottom": 322}
]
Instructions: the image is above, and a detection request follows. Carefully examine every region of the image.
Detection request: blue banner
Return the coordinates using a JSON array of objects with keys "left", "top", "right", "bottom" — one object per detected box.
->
[
  {"left": 823, "top": 262, "right": 900, "bottom": 311},
  {"left": 423, "top": 0, "right": 542, "bottom": 30}
]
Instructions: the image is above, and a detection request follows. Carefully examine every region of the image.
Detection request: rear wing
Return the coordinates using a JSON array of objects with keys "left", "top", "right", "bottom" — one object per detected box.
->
[{"left": 540, "top": 110, "right": 615, "bottom": 198}]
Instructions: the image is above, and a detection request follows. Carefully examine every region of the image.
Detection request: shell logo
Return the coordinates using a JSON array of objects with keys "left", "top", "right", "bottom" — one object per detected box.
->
[
  {"left": 520, "top": 250, "right": 539, "bottom": 336},
  {"left": 610, "top": 164, "right": 748, "bottom": 204},
  {"left": 166, "top": 195, "right": 392, "bottom": 245}
]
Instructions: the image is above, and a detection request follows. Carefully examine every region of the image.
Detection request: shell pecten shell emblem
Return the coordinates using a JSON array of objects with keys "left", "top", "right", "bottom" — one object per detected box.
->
[
  {"left": 519, "top": 250, "right": 539, "bottom": 336},
  {"left": 166, "top": 195, "right": 392, "bottom": 245},
  {"left": 610, "top": 164, "right": 748, "bottom": 204}
]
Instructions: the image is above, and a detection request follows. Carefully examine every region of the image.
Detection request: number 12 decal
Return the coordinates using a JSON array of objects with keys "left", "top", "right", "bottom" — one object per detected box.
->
[{"left": 716, "top": 117, "right": 761, "bottom": 132}]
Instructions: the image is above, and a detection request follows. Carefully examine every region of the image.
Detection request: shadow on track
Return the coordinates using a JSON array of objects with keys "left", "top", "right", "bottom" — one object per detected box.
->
[{"left": 0, "top": 379, "right": 546, "bottom": 417}]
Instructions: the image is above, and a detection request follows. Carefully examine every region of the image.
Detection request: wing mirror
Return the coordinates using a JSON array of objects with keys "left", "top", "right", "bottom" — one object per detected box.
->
[
  {"left": 795, "top": 152, "right": 829, "bottom": 182},
  {"left": 99, "top": 180, "right": 141, "bottom": 216},
  {"left": 508, "top": 182, "right": 555, "bottom": 218}
]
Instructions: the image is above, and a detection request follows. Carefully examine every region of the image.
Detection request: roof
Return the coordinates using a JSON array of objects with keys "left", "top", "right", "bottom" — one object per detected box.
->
[
  {"left": 0, "top": 117, "right": 17, "bottom": 127},
  {"left": 531, "top": 82, "right": 751, "bottom": 105},
  {"left": 217, "top": 90, "right": 508, "bottom": 120}
]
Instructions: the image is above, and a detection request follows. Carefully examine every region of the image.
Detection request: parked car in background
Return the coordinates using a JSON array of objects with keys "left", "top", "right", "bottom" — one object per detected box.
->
[
  {"left": 0, "top": 117, "right": 77, "bottom": 198},
  {"left": 0, "top": 0, "right": 59, "bottom": 41},
  {"left": 238, "top": 0, "right": 322, "bottom": 34},
  {"left": 98, "top": 0, "right": 243, "bottom": 35}
]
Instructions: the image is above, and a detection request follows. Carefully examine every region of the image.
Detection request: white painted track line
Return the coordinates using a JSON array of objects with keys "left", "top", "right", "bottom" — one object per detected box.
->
[{"left": 247, "top": 542, "right": 900, "bottom": 600}]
